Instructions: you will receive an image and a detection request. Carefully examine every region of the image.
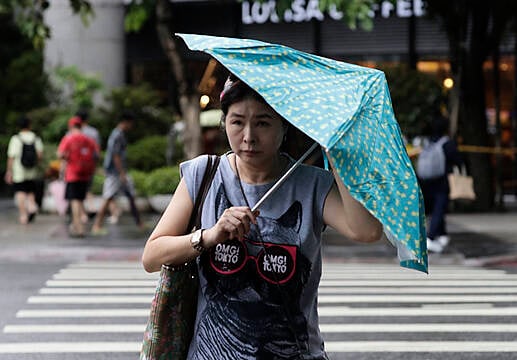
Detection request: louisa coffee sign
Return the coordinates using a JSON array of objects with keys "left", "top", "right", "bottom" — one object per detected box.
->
[{"left": 242, "top": 0, "right": 425, "bottom": 25}]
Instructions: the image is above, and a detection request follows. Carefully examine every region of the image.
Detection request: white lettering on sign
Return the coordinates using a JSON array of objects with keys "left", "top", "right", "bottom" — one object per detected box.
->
[
  {"left": 328, "top": 4, "right": 343, "bottom": 21},
  {"left": 381, "top": 0, "right": 395, "bottom": 18},
  {"left": 284, "top": 0, "right": 324, "bottom": 22},
  {"left": 413, "top": 0, "right": 425, "bottom": 17},
  {"left": 242, "top": 0, "right": 425, "bottom": 25}
]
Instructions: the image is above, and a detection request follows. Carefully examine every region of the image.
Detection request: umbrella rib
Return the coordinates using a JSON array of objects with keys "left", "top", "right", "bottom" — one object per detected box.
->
[{"left": 252, "top": 142, "right": 320, "bottom": 212}]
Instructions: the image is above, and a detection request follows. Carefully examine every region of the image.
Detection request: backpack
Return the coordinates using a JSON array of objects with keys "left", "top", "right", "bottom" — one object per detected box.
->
[
  {"left": 416, "top": 136, "right": 449, "bottom": 180},
  {"left": 18, "top": 135, "right": 38, "bottom": 168},
  {"left": 75, "top": 139, "right": 97, "bottom": 177}
]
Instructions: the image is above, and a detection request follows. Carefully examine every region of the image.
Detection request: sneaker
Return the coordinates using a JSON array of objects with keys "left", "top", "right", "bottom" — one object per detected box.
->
[
  {"left": 91, "top": 227, "right": 108, "bottom": 236},
  {"left": 437, "top": 235, "right": 450, "bottom": 247},
  {"left": 427, "top": 238, "right": 444, "bottom": 253}
]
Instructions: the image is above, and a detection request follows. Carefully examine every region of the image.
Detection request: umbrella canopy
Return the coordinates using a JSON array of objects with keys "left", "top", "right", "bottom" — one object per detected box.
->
[{"left": 178, "top": 33, "right": 427, "bottom": 273}]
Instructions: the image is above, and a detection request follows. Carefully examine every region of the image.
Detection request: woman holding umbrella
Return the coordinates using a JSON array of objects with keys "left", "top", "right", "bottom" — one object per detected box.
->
[{"left": 142, "top": 75, "right": 382, "bottom": 359}]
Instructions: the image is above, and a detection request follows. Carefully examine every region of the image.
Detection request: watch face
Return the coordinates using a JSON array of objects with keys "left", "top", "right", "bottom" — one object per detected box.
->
[
  {"left": 192, "top": 230, "right": 200, "bottom": 244},
  {"left": 192, "top": 230, "right": 203, "bottom": 251}
]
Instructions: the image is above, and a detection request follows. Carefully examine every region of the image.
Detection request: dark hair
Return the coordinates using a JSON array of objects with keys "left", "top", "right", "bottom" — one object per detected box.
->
[
  {"left": 75, "top": 109, "right": 89, "bottom": 122},
  {"left": 220, "top": 74, "right": 268, "bottom": 117},
  {"left": 431, "top": 115, "right": 449, "bottom": 136},
  {"left": 17, "top": 115, "right": 30, "bottom": 129},
  {"left": 120, "top": 110, "right": 136, "bottom": 122}
]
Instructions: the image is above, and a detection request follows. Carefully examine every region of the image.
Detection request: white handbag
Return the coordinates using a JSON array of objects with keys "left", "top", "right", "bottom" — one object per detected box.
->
[{"left": 448, "top": 166, "right": 476, "bottom": 201}]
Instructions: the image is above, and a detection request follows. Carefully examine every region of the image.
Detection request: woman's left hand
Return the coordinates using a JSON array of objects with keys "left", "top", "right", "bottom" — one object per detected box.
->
[{"left": 323, "top": 150, "right": 383, "bottom": 243}]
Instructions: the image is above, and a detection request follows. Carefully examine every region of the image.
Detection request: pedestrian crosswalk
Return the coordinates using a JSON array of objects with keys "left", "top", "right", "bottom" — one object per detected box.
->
[
  {"left": 319, "top": 264, "right": 517, "bottom": 357},
  {"left": 1, "top": 261, "right": 517, "bottom": 358}
]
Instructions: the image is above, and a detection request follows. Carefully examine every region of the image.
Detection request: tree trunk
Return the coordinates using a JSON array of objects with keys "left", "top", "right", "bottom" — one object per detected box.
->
[
  {"left": 408, "top": 0, "right": 417, "bottom": 70},
  {"left": 513, "top": 26, "right": 517, "bottom": 197},
  {"left": 456, "top": 6, "right": 493, "bottom": 210},
  {"left": 179, "top": 93, "right": 202, "bottom": 159},
  {"left": 155, "top": 0, "right": 202, "bottom": 159},
  {"left": 459, "top": 60, "right": 493, "bottom": 210},
  {"left": 492, "top": 46, "right": 504, "bottom": 208}
]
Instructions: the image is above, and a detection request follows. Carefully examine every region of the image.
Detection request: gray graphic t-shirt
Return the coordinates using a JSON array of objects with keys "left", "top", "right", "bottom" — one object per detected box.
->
[{"left": 181, "top": 154, "right": 334, "bottom": 360}]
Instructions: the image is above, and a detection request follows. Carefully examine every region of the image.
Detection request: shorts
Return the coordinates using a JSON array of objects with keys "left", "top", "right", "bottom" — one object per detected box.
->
[
  {"left": 102, "top": 174, "right": 135, "bottom": 200},
  {"left": 12, "top": 180, "right": 37, "bottom": 193},
  {"left": 65, "top": 181, "right": 89, "bottom": 201}
]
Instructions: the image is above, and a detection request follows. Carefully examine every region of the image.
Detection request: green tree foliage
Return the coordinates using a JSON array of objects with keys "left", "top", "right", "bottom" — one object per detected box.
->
[
  {"left": 22, "top": 66, "right": 104, "bottom": 144},
  {"left": 129, "top": 169, "right": 149, "bottom": 196},
  {"left": 310, "top": 0, "right": 380, "bottom": 30},
  {"left": 29, "top": 108, "right": 70, "bottom": 143},
  {"left": 90, "top": 172, "right": 104, "bottom": 195},
  {"left": 124, "top": 0, "right": 154, "bottom": 32},
  {"left": 0, "top": 9, "right": 49, "bottom": 179},
  {"left": 99, "top": 83, "right": 175, "bottom": 144},
  {"left": 0, "top": 9, "right": 48, "bottom": 130},
  {"left": 381, "top": 65, "right": 445, "bottom": 140},
  {"left": 144, "top": 166, "right": 181, "bottom": 195},
  {"left": 4, "top": 51, "right": 48, "bottom": 112},
  {"left": 127, "top": 135, "right": 168, "bottom": 172},
  {"left": 52, "top": 66, "right": 103, "bottom": 110},
  {"left": 0, "top": 0, "right": 94, "bottom": 49}
]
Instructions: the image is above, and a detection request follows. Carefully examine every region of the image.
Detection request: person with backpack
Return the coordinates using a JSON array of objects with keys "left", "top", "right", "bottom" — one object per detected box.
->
[
  {"left": 416, "top": 115, "right": 463, "bottom": 253},
  {"left": 57, "top": 116, "right": 99, "bottom": 237},
  {"left": 4, "top": 115, "right": 44, "bottom": 224}
]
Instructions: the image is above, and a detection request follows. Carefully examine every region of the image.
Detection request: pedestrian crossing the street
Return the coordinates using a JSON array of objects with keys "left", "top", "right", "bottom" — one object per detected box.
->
[{"left": 1, "top": 261, "right": 517, "bottom": 358}]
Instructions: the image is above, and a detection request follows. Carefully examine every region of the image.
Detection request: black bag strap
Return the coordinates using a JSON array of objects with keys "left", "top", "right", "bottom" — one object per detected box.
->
[
  {"left": 187, "top": 155, "right": 220, "bottom": 232},
  {"left": 162, "top": 155, "right": 220, "bottom": 271}
]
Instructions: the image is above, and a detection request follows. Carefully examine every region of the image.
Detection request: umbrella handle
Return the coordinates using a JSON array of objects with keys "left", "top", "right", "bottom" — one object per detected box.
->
[{"left": 251, "top": 142, "right": 320, "bottom": 212}]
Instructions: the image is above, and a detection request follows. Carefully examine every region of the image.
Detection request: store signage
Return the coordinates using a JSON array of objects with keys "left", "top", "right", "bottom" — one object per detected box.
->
[{"left": 242, "top": 0, "right": 425, "bottom": 25}]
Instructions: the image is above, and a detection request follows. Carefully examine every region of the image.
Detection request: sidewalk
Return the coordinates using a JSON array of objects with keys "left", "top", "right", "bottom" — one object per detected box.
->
[
  {"left": 1, "top": 197, "right": 517, "bottom": 267},
  {"left": 0, "top": 197, "right": 152, "bottom": 263},
  {"left": 446, "top": 211, "right": 517, "bottom": 266},
  {"left": 322, "top": 205, "right": 517, "bottom": 267}
]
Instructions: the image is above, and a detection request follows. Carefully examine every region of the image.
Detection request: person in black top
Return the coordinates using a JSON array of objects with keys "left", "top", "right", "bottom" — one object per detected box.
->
[{"left": 418, "top": 115, "right": 463, "bottom": 253}]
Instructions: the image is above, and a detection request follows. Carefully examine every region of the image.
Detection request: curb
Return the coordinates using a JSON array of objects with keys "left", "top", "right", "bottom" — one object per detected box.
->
[{"left": 463, "top": 254, "right": 517, "bottom": 267}]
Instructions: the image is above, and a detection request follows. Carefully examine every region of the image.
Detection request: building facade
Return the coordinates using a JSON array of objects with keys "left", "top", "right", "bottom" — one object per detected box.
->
[{"left": 44, "top": 0, "right": 126, "bottom": 89}]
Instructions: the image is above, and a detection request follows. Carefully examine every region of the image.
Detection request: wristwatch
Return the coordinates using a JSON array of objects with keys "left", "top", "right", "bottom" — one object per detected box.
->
[{"left": 190, "top": 229, "right": 205, "bottom": 253}]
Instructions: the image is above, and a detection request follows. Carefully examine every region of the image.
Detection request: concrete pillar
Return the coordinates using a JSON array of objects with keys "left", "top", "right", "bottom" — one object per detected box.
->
[{"left": 44, "top": 0, "right": 126, "bottom": 89}]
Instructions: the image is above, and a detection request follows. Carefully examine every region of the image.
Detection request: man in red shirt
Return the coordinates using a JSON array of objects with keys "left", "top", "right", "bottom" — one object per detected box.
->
[{"left": 57, "top": 117, "right": 99, "bottom": 237}]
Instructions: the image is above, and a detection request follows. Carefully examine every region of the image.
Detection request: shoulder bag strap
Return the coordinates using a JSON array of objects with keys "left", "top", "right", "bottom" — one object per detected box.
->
[{"left": 187, "top": 155, "right": 220, "bottom": 232}]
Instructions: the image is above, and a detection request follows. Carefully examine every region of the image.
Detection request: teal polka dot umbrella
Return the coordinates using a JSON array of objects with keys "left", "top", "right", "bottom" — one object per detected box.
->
[{"left": 178, "top": 33, "right": 427, "bottom": 273}]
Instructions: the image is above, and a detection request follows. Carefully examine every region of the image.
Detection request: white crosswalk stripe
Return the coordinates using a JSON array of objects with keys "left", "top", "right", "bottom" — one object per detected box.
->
[{"left": 1, "top": 261, "right": 516, "bottom": 357}]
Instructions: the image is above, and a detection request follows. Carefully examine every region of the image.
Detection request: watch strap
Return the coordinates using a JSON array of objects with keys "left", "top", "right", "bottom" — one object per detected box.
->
[{"left": 192, "top": 229, "right": 205, "bottom": 253}]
